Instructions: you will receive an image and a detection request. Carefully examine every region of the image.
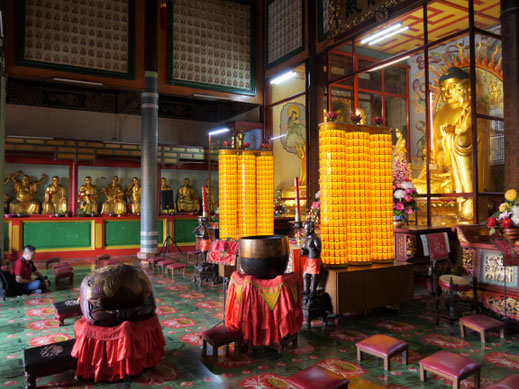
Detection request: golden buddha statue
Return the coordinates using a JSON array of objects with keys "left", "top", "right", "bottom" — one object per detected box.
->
[
  {"left": 78, "top": 176, "right": 98, "bottom": 215},
  {"left": 296, "top": 140, "right": 307, "bottom": 186},
  {"left": 413, "top": 67, "right": 484, "bottom": 222},
  {"left": 126, "top": 177, "right": 141, "bottom": 215},
  {"left": 393, "top": 128, "right": 407, "bottom": 161},
  {"left": 176, "top": 177, "right": 200, "bottom": 213},
  {"left": 4, "top": 171, "right": 21, "bottom": 213},
  {"left": 101, "top": 176, "right": 127, "bottom": 215},
  {"left": 9, "top": 173, "right": 47, "bottom": 215},
  {"left": 42, "top": 176, "right": 68, "bottom": 215},
  {"left": 203, "top": 179, "right": 216, "bottom": 213}
]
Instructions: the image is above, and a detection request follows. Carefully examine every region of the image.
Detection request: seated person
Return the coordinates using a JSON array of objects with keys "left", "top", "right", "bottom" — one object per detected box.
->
[{"left": 11, "top": 245, "right": 49, "bottom": 295}]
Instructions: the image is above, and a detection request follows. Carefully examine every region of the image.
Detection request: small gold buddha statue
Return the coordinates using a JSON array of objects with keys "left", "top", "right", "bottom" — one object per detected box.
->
[
  {"left": 176, "top": 177, "right": 200, "bottom": 213},
  {"left": 9, "top": 173, "right": 47, "bottom": 215},
  {"left": 78, "top": 176, "right": 98, "bottom": 215},
  {"left": 393, "top": 128, "right": 407, "bottom": 161},
  {"left": 126, "top": 177, "right": 141, "bottom": 215},
  {"left": 4, "top": 171, "right": 20, "bottom": 213},
  {"left": 203, "top": 179, "right": 216, "bottom": 213},
  {"left": 101, "top": 176, "right": 127, "bottom": 215},
  {"left": 296, "top": 141, "right": 307, "bottom": 186},
  {"left": 42, "top": 176, "right": 68, "bottom": 215}
]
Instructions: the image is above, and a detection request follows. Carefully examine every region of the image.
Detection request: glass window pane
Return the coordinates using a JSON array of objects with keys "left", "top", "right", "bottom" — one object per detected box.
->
[
  {"left": 429, "top": 197, "right": 472, "bottom": 226},
  {"left": 478, "top": 195, "right": 501, "bottom": 224},
  {"left": 427, "top": 1, "right": 468, "bottom": 43},
  {"left": 478, "top": 118, "right": 504, "bottom": 193},
  {"left": 385, "top": 96, "right": 407, "bottom": 144},
  {"left": 330, "top": 87, "right": 353, "bottom": 123},
  {"left": 384, "top": 65, "right": 407, "bottom": 95},
  {"left": 358, "top": 69, "right": 382, "bottom": 92},
  {"left": 329, "top": 42, "right": 353, "bottom": 83},
  {"left": 269, "top": 63, "right": 306, "bottom": 105},
  {"left": 475, "top": 34, "right": 503, "bottom": 118},
  {"left": 358, "top": 93, "right": 382, "bottom": 125},
  {"left": 475, "top": 0, "right": 501, "bottom": 33},
  {"left": 356, "top": 7, "right": 424, "bottom": 72}
]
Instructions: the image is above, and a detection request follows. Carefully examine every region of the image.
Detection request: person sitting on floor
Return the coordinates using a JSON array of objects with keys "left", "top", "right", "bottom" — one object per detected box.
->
[{"left": 11, "top": 245, "right": 49, "bottom": 295}]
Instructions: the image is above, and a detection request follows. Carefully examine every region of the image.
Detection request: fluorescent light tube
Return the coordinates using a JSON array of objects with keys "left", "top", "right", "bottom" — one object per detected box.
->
[
  {"left": 193, "top": 94, "right": 231, "bottom": 101},
  {"left": 270, "top": 71, "right": 296, "bottom": 85},
  {"left": 271, "top": 134, "right": 287, "bottom": 140},
  {"left": 208, "top": 128, "right": 230, "bottom": 136},
  {"left": 360, "top": 23, "right": 402, "bottom": 45},
  {"left": 53, "top": 77, "right": 103, "bottom": 86},
  {"left": 369, "top": 26, "right": 409, "bottom": 45},
  {"left": 368, "top": 55, "right": 410, "bottom": 72}
]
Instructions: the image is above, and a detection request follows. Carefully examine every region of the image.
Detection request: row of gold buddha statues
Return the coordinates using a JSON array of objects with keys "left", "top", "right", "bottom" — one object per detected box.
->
[{"left": 4, "top": 172, "right": 214, "bottom": 216}]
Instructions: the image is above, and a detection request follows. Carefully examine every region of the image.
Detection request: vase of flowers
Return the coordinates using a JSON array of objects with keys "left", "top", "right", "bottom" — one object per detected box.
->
[
  {"left": 350, "top": 114, "right": 362, "bottom": 124},
  {"left": 393, "top": 157, "right": 418, "bottom": 227},
  {"left": 487, "top": 189, "right": 519, "bottom": 244},
  {"left": 373, "top": 116, "right": 385, "bottom": 126},
  {"left": 325, "top": 110, "right": 338, "bottom": 122}
]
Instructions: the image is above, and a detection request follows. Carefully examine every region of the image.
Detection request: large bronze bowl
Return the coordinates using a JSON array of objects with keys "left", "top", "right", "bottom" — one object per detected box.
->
[{"left": 239, "top": 235, "right": 289, "bottom": 279}]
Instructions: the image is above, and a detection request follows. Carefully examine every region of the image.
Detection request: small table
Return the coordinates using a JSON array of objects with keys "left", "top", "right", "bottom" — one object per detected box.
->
[
  {"left": 225, "top": 271, "right": 303, "bottom": 349},
  {"left": 53, "top": 299, "right": 82, "bottom": 326},
  {"left": 72, "top": 314, "right": 165, "bottom": 383}
]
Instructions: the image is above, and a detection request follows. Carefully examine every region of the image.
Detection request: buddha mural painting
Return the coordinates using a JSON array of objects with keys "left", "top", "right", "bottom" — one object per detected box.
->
[{"left": 280, "top": 103, "right": 306, "bottom": 154}]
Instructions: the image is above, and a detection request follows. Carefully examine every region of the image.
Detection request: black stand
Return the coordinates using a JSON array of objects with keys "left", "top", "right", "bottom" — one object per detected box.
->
[{"left": 160, "top": 211, "right": 182, "bottom": 257}]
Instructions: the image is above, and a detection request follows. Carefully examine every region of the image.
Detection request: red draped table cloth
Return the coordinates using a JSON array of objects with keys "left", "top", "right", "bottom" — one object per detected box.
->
[
  {"left": 72, "top": 314, "right": 165, "bottom": 382},
  {"left": 225, "top": 271, "right": 303, "bottom": 347}
]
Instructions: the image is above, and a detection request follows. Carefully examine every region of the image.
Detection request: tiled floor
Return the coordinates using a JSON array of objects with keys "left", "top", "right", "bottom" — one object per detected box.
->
[{"left": 0, "top": 255, "right": 517, "bottom": 388}]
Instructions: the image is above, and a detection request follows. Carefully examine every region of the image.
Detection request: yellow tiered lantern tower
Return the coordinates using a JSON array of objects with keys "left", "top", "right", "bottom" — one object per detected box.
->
[
  {"left": 256, "top": 151, "right": 274, "bottom": 235},
  {"left": 218, "top": 150, "right": 238, "bottom": 239},
  {"left": 238, "top": 151, "right": 257, "bottom": 238},
  {"left": 319, "top": 122, "right": 394, "bottom": 266}
]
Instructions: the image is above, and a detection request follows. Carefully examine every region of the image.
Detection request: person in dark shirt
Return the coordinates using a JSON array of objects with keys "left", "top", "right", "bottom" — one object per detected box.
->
[{"left": 11, "top": 245, "right": 49, "bottom": 295}]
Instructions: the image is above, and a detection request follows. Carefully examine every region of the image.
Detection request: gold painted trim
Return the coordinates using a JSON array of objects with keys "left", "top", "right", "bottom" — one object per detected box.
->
[
  {"left": 319, "top": 122, "right": 390, "bottom": 135},
  {"left": 12, "top": 224, "right": 20, "bottom": 252},
  {"left": 36, "top": 247, "right": 93, "bottom": 253},
  {"left": 95, "top": 222, "right": 103, "bottom": 249},
  {"left": 104, "top": 245, "right": 140, "bottom": 250},
  {"left": 4, "top": 220, "right": 12, "bottom": 254}
]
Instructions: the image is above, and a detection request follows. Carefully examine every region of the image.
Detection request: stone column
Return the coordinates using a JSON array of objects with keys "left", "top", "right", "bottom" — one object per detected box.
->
[
  {"left": 501, "top": 0, "right": 519, "bottom": 189},
  {"left": 139, "top": 0, "right": 159, "bottom": 259}
]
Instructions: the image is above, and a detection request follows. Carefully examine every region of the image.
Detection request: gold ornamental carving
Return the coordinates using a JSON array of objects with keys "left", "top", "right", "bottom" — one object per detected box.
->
[
  {"left": 328, "top": 0, "right": 403, "bottom": 38},
  {"left": 462, "top": 248, "right": 474, "bottom": 272},
  {"left": 405, "top": 235, "right": 416, "bottom": 258},
  {"left": 486, "top": 295, "right": 519, "bottom": 319}
]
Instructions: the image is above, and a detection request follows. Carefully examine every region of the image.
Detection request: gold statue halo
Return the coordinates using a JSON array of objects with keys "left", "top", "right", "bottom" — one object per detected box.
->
[{"left": 287, "top": 104, "right": 301, "bottom": 119}]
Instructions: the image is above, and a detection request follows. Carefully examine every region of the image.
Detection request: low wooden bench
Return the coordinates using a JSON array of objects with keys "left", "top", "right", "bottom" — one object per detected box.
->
[
  {"left": 419, "top": 350, "right": 481, "bottom": 389},
  {"left": 460, "top": 314, "right": 505, "bottom": 343},
  {"left": 53, "top": 299, "right": 82, "bottom": 326},
  {"left": 356, "top": 334, "right": 408, "bottom": 371},
  {"left": 54, "top": 266, "right": 74, "bottom": 290},
  {"left": 157, "top": 259, "right": 176, "bottom": 273},
  {"left": 45, "top": 257, "right": 60, "bottom": 271},
  {"left": 487, "top": 374, "right": 519, "bottom": 389},
  {"left": 95, "top": 254, "right": 110, "bottom": 269},
  {"left": 166, "top": 263, "right": 186, "bottom": 278},
  {"left": 201, "top": 325, "right": 242, "bottom": 359},
  {"left": 286, "top": 365, "right": 349, "bottom": 389},
  {"left": 24, "top": 339, "right": 76, "bottom": 389}
]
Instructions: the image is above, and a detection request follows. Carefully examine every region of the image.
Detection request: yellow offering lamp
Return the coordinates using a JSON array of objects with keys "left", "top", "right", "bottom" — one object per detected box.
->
[
  {"left": 218, "top": 150, "right": 238, "bottom": 240},
  {"left": 256, "top": 151, "right": 274, "bottom": 235}
]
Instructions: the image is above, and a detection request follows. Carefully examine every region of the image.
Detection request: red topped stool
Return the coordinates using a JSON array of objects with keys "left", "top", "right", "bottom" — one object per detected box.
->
[
  {"left": 148, "top": 256, "right": 166, "bottom": 269},
  {"left": 166, "top": 262, "right": 186, "bottom": 278},
  {"left": 460, "top": 314, "right": 505, "bottom": 343},
  {"left": 52, "top": 262, "right": 70, "bottom": 270},
  {"left": 201, "top": 325, "right": 242, "bottom": 359},
  {"left": 157, "top": 259, "right": 176, "bottom": 273},
  {"left": 355, "top": 334, "right": 408, "bottom": 371},
  {"left": 286, "top": 365, "right": 349, "bottom": 389},
  {"left": 487, "top": 374, "right": 519, "bottom": 389},
  {"left": 419, "top": 350, "right": 481, "bottom": 389},
  {"left": 54, "top": 266, "right": 74, "bottom": 289},
  {"left": 102, "top": 259, "right": 121, "bottom": 267},
  {"left": 45, "top": 257, "right": 60, "bottom": 271},
  {"left": 95, "top": 254, "right": 110, "bottom": 269}
]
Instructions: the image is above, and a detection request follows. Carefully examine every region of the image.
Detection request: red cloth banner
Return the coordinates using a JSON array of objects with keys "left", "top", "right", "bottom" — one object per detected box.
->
[
  {"left": 494, "top": 239, "right": 519, "bottom": 266},
  {"left": 207, "top": 239, "right": 239, "bottom": 265},
  {"left": 225, "top": 271, "right": 303, "bottom": 347},
  {"left": 72, "top": 314, "right": 165, "bottom": 382},
  {"left": 426, "top": 233, "right": 449, "bottom": 260}
]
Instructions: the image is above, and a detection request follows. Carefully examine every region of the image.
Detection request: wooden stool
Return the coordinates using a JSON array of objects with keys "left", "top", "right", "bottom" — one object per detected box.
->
[
  {"left": 102, "top": 259, "right": 121, "bottom": 267},
  {"left": 166, "top": 263, "right": 186, "bottom": 278},
  {"left": 460, "top": 314, "right": 505, "bottom": 343},
  {"left": 53, "top": 299, "right": 82, "bottom": 326},
  {"left": 45, "top": 257, "right": 60, "bottom": 271},
  {"left": 51, "top": 262, "right": 70, "bottom": 270},
  {"left": 24, "top": 339, "right": 76, "bottom": 389},
  {"left": 157, "top": 259, "right": 176, "bottom": 273},
  {"left": 148, "top": 256, "right": 166, "bottom": 269},
  {"left": 187, "top": 250, "right": 202, "bottom": 263},
  {"left": 487, "top": 374, "right": 519, "bottom": 389},
  {"left": 419, "top": 350, "right": 481, "bottom": 389},
  {"left": 286, "top": 365, "right": 349, "bottom": 389},
  {"left": 355, "top": 334, "right": 408, "bottom": 371},
  {"left": 54, "top": 266, "right": 74, "bottom": 289},
  {"left": 95, "top": 254, "right": 110, "bottom": 269},
  {"left": 201, "top": 325, "right": 242, "bottom": 359}
]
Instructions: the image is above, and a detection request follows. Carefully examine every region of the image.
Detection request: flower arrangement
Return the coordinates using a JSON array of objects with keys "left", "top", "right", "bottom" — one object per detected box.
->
[
  {"left": 350, "top": 114, "right": 362, "bottom": 124},
  {"left": 242, "top": 142, "right": 250, "bottom": 149},
  {"left": 274, "top": 190, "right": 287, "bottom": 217},
  {"left": 305, "top": 187, "right": 320, "bottom": 224},
  {"left": 393, "top": 157, "right": 418, "bottom": 222},
  {"left": 325, "top": 110, "right": 338, "bottom": 122},
  {"left": 487, "top": 189, "right": 519, "bottom": 234},
  {"left": 222, "top": 140, "right": 231, "bottom": 148},
  {"left": 374, "top": 116, "right": 385, "bottom": 126}
]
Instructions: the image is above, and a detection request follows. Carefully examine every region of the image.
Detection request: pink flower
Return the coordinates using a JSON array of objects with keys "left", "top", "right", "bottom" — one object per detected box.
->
[
  {"left": 404, "top": 194, "right": 413, "bottom": 202},
  {"left": 405, "top": 207, "right": 413, "bottom": 215},
  {"left": 326, "top": 111, "right": 338, "bottom": 121},
  {"left": 395, "top": 202, "right": 405, "bottom": 211},
  {"left": 405, "top": 188, "right": 413, "bottom": 194}
]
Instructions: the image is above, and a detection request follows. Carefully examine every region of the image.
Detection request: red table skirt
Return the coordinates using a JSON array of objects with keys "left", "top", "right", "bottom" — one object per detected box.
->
[
  {"left": 225, "top": 271, "right": 303, "bottom": 347},
  {"left": 72, "top": 314, "right": 165, "bottom": 382}
]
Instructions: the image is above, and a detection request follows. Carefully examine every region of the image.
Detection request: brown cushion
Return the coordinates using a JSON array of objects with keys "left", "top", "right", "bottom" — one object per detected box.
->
[
  {"left": 286, "top": 365, "right": 349, "bottom": 389},
  {"left": 419, "top": 350, "right": 481, "bottom": 378},
  {"left": 487, "top": 374, "right": 519, "bottom": 389},
  {"left": 52, "top": 262, "right": 70, "bottom": 270},
  {"left": 103, "top": 259, "right": 121, "bottom": 266},
  {"left": 167, "top": 263, "right": 185, "bottom": 270},
  {"left": 460, "top": 314, "right": 505, "bottom": 331},
  {"left": 202, "top": 325, "right": 242, "bottom": 347},
  {"left": 149, "top": 256, "right": 166, "bottom": 264},
  {"left": 54, "top": 266, "right": 74, "bottom": 275},
  {"left": 356, "top": 334, "right": 408, "bottom": 356},
  {"left": 158, "top": 259, "right": 176, "bottom": 266}
]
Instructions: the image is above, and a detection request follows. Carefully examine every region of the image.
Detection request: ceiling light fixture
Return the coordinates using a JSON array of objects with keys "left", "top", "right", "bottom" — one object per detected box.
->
[
  {"left": 193, "top": 94, "right": 231, "bottom": 101},
  {"left": 208, "top": 128, "right": 230, "bottom": 136},
  {"left": 360, "top": 23, "right": 403, "bottom": 45},
  {"left": 369, "top": 26, "right": 409, "bottom": 45},
  {"left": 53, "top": 77, "right": 103, "bottom": 86},
  {"left": 271, "top": 134, "right": 287, "bottom": 140},
  {"left": 270, "top": 71, "right": 296, "bottom": 85},
  {"left": 368, "top": 55, "right": 410, "bottom": 72}
]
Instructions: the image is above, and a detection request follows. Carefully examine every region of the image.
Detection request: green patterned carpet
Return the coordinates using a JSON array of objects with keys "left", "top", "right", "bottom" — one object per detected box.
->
[{"left": 1, "top": 256, "right": 518, "bottom": 388}]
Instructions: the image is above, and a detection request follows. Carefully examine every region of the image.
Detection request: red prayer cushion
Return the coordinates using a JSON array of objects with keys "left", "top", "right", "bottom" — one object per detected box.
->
[
  {"left": 286, "top": 365, "right": 349, "bottom": 389},
  {"left": 166, "top": 263, "right": 185, "bottom": 270},
  {"left": 487, "top": 374, "right": 519, "bottom": 389},
  {"left": 54, "top": 266, "right": 74, "bottom": 275},
  {"left": 157, "top": 259, "right": 175, "bottom": 266},
  {"left": 356, "top": 334, "right": 408, "bottom": 356},
  {"left": 202, "top": 325, "right": 242, "bottom": 347},
  {"left": 149, "top": 257, "right": 166, "bottom": 264},
  {"left": 52, "top": 262, "right": 70, "bottom": 269},
  {"left": 460, "top": 314, "right": 505, "bottom": 331},
  {"left": 419, "top": 350, "right": 481, "bottom": 378}
]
